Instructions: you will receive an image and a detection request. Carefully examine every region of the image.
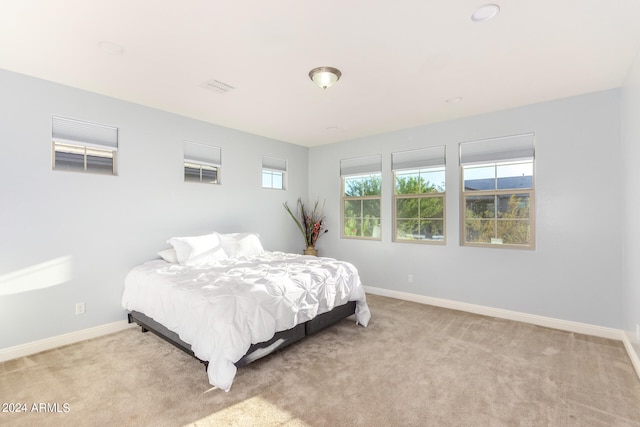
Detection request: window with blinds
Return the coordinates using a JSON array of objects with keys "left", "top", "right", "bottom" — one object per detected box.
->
[
  {"left": 262, "top": 155, "right": 286, "bottom": 189},
  {"left": 392, "top": 146, "right": 446, "bottom": 244},
  {"left": 184, "top": 141, "right": 221, "bottom": 184},
  {"left": 340, "top": 154, "right": 382, "bottom": 240},
  {"left": 52, "top": 116, "right": 118, "bottom": 175},
  {"left": 460, "top": 133, "right": 535, "bottom": 249}
]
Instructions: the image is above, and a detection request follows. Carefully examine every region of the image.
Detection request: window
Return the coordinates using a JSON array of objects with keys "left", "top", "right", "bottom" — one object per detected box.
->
[
  {"left": 184, "top": 141, "right": 221, "bottom": 184},
  {"left": 341, "top": 155, "right": 382, "bottom": 239},
  {"left": 52, "top": 116, "right": 118, "bottom": 175},
  {"left": 460, "top": 133, "right": 535, "bottom": 249},
  {"left": 392, "top": 146, "right": 446, "bottom": 243},
  {"left": 262, "top": 155, "right": 287, "bottom": 189}
]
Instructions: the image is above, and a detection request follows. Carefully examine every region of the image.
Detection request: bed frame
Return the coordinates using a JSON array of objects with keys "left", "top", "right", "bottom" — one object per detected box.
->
[{"left": 127, "top": 300, "right": 357, "bottom": 369}]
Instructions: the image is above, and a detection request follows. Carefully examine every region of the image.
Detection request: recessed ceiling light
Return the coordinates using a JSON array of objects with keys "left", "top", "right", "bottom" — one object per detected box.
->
[
  {"left": 471, "top": 4, "right": 500, "bottom": 22},
  {"left": 446, "top": 96, "right": 462, "bottom": 104},
  {"left": 98, "top": 41, "right": 124, "bottom": 55}
]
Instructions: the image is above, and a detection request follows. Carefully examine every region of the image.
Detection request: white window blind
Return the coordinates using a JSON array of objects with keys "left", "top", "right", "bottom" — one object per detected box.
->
[
  {"left": 340, "top": 154, "right": 382, "bottom": 176},
  {"left": 459, "top": 133, "right": 535, "bottom": 165},
  {"left": 184, "top": 141, "right": 221, "bottom": 166},
  {"left": 262, "top": 155, "right": 287, "bottom": 172},
  {"left": 52, "top": 116, "right": 118, "bottom": 150},
  {"left": 392, "top": 146, "right": 445, "bottom": 170}
]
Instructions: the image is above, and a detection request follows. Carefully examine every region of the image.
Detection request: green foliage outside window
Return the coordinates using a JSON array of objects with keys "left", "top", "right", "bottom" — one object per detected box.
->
[
  {"left": 343, "top": 174, "right": 381, "bottom": 238},
  {"left": 465, "top": 193, "right": 530, "bottom": 245},
  {"left": 462, "top": 159, "right": 533, "bottom": 248},
  {"left": 344, "top": 174, "right": 381, "bottom": 197},
  {"left": 394, "top": 169, "right": 445, "bottom": 242}
]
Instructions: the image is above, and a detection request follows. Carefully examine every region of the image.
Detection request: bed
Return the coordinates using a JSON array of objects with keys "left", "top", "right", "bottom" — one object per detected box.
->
[{"left": 121, "top": 232, "right": 370, "bottom": 392}]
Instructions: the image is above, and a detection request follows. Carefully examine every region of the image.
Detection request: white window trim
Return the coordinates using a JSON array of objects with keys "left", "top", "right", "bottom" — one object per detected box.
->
[
  {"left": 51, "top": 116, "right": 118, "bottom": 175},
  {"left": 392, "top": 146, "right": 446, "bottom": 245},
  {"left": 184, "top": 141, "right": 221, "bottom": 185},
  {"left": 392, "top": 168, "right": 446, "bottom": 245},
  {"left": 341, "top": 172, "right": 382, "bottom": 240},
  {"left": 262, "top": 155, "right": 287, "bottom": 190},
  {"left": 459, "top": 133, "right": 535, "bottom": 250},
  {"left": 184, "top": 161, "right": 219, "bottom": 184}
]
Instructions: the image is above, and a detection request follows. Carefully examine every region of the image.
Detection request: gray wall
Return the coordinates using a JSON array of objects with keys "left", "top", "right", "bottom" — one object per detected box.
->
[
  {"left": 0, "top": 66, "right": 631, "bottom": 353},
  {"left": 309, "top": 89, "right": 624, "bottom": 328},
  {"left": 622, "top": 46, "right": 640, "bottom": 355},
  {"left": 0, "top": 69, "right": 308, "bottom": 349}
]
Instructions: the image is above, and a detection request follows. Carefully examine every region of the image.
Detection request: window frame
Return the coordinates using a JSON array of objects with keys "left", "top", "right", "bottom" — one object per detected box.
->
[
  {"left": 393, "top": 166, "right": 446, "bottom": 244},
  {"left": 392, "top": 146, "right": 446, "bottom": 245},
  {"left": 341, "top": 172, "right": 383, "bottom": 240},
  {"left": 52, "top": 142, "right": 117, "bottom": 175},
  {"left": 51, "top": 116, "right": 118, "bottom": 176},
  {"left": 184, "top": 160, "right": 219, "bottom": 184},
  {"left": 262, "top": 155, "right": 287, "bottom": 190},
  {"left": 459, "top": 134, "right": 535, "bottom": 250},
  {"left": 262, "top": 169, "right": 284, "bottom": 189},
  {"left": 183, "top": 141, "right": 221, "bottom": 185}
]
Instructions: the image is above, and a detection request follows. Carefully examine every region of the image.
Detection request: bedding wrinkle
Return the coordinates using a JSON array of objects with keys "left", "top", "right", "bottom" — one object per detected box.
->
[{"left": 122, "top": 251, "right": 370, "bottom": 391}]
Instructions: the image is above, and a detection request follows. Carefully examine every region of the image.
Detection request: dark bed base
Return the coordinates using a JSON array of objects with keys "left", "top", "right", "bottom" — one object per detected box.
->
[{"left": 127, "top": 300, "right": 357, "bottom": 369}]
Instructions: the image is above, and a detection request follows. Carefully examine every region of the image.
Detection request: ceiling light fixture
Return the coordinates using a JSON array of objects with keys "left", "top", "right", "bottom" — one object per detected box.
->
[
  {"left": 309, "top": 66, "right": 341, "bottom": 89},
  {"left": 471, "top": 4, "right": 500, "bottom": 22}
]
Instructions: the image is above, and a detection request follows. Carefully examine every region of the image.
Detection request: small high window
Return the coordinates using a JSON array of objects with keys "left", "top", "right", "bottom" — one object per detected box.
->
[
  {"left": 52, "top": 116, "right": 118, "bottom": 175},
  {"left": 262, "top": 155, "right": 287, "bottom": 190},
  {"left": 184, "top": 141, "right": 221, "bottom": 184}
]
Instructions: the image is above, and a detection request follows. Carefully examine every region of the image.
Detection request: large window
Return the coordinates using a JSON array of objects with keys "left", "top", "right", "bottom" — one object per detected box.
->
[
  {"left": 460, "top": 133, "right": 535, "bottom": 249},
  {"left": 52, "top": 116, "right": 118, "bottom": 175},
  {"left": 393, "top": 146, "right": 446, "bottom": 243},
  {"left": 184, "top": 141, "right": 221, "bottom": 184},
  {"left": 262, "top": 155, "right": 286, "bottom": 190},
  {"left": 341, "top": 155, "right": 382, "bottom": 239}
]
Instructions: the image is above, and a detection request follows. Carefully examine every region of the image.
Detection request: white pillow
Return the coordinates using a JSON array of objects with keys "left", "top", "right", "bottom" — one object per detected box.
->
[
  {"left": 167, "top": 232, "right": 228, "bottom": 266},
  {"left": 219, "top": 233, "right": 265, "bottom": 258},
  {"left": 183, "top": 245, "right": 229, "bottom": 266},
  {"left": 157, "top": 248, "right": 178, "bottom": 263}
]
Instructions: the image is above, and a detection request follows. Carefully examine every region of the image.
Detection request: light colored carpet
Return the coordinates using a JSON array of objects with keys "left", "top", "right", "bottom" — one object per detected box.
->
[{"left": 1, "top": 294, "right": 640, "bottom": 426}]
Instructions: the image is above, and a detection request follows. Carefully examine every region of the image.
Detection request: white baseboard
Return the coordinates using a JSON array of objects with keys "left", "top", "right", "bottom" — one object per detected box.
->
[
  {"left": 0, "top": 320, "right": 135, "bottom": 363},
  {"left": 622, "top": 332, "right": 640, "bottom": 380},
  {"left": 364, "top": 286, "right": 640, "bottom": 380}
]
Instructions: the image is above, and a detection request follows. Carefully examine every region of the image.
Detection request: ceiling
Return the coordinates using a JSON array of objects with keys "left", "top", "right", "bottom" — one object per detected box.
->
[{"left": 2, "top": 1, "right": 640, "bottom": 147}]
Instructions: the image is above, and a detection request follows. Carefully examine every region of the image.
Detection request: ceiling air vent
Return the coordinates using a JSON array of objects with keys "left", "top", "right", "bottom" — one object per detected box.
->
[{"left": 200, "top": 79, "right": 235, "bottom": 94}]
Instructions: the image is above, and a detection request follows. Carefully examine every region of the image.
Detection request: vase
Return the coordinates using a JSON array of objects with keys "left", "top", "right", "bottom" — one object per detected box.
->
[{"left": 303, "top": 246, "right": 318, "bottom": 256}]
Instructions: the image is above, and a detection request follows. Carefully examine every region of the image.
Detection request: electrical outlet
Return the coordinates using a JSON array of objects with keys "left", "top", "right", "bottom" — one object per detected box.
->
[
  {"left": 75, "top": 302, "right": 85, "bottom": 315},
  {"left": 408, "top": 274, "right": 414, "bottom": 284}
]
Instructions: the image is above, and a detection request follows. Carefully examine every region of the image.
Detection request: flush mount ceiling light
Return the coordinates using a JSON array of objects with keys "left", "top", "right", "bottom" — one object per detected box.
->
[
  {"left": 471, "top": 4, "right": 500, "bottom": 22},
  {"left": 309, "top": 66, "right": 342, "bottom": 89}
]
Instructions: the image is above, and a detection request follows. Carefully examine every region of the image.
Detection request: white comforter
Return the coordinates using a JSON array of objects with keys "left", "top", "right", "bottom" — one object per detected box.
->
[{"left": 121, "top": 251, "right": 370, "bottom": 391}]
